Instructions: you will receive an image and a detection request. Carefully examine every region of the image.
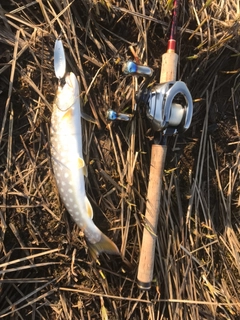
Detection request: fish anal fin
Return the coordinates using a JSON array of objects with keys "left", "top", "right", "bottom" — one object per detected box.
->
[
  {"left": 87, "top": 232, "right": 119, "bottom": 260},
  {"left": 85, "top": 196, "right": 93, "bottom": 219}
]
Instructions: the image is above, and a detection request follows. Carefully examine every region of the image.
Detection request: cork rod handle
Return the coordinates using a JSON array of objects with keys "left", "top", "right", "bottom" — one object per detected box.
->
[
  {"left": 137, "top": 144, "right": 167, "bottom": 289},
  {"left": 160, "top": 50, "right": 178, "bottom": 83}
]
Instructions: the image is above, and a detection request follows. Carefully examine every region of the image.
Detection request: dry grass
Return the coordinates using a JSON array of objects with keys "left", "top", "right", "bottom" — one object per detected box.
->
[{"left": 0, "top": 0, "right": 239, "bottom": 319}]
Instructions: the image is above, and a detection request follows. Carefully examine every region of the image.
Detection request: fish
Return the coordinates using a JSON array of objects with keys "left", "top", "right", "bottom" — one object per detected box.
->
[{"left": 50, "top": 72, "right": 119, "bottom": 259}]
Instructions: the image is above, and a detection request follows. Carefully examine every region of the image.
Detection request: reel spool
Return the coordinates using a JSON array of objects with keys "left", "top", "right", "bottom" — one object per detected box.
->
[{"left": 147, "top": 81, "right": 193, "bottom": 133}]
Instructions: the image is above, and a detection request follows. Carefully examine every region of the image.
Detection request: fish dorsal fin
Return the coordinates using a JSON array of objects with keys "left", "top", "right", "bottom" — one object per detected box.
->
[{"left": 85, "top": 196, "right": 93, "bottom": 219}]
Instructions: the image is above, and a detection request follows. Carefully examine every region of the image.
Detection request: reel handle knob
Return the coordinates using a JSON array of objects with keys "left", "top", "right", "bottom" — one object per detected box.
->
[
  {"left": 122, "top": 61, "right": 153, "bottom": 77},
  {"left": 106, "top": 109, "right": 133, "bottom": 121}
]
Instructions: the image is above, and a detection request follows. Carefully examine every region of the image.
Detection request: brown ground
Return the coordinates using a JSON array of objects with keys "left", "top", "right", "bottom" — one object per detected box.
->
[{"left": 0, "top": 1, "right": 239, "bottom": 319}]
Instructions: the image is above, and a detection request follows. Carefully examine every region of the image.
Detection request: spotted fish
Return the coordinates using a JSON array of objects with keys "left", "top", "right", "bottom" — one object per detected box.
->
[{"left": 50, "top": 72, "right": 119, "bottom": 259}]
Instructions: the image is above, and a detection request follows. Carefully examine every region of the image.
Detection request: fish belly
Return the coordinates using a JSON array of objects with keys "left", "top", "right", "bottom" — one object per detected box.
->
[{"left": 50, "top": 112, "right": 101, "bottom": 244}]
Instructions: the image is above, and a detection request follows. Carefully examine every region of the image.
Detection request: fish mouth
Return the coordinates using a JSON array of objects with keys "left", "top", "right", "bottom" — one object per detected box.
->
[
  {"left": 65, "top": 72, "right": 78, "bottom": 90},
  {"left": 65, "top": 73, "right": 73, "bottom": 87},
  {"left": 57, "top": 72, "right": 73, "bottom": 90},
  {"left": 55, "top": 72, "right": 79, "bottom": 112}
]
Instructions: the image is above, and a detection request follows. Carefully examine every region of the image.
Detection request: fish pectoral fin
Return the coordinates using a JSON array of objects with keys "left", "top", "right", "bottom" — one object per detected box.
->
[
  {"left": 87, "top": 231, "right": 120, "bottom": 260},
  {"left": 81, "top": 110, "right": 97, "bottom": 124},
  {"left": 62, "top": 108, "right": 74, "bottom": 122},
  {"left": 85, "top": 196, "right": 93, "bottom": 219}
]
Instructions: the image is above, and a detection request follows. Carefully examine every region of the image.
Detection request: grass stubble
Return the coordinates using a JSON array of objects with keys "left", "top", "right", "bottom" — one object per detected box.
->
[{"left": 0, "top": 0, "right": 239, "bottom": 319}]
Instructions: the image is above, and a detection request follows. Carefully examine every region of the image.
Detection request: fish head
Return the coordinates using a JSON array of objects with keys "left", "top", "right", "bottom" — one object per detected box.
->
[
  {"left": 65, "top": 72, "right": 79, "bottom": 98},
  {"left": 55, "top": 72, "right": 80, "bottom": 112}
]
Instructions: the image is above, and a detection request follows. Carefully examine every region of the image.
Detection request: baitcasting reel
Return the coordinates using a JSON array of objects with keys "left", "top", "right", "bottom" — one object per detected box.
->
[
  {"left": 107, "top": 61, "right": 193, "bottom": 134},
  {"left": 147, "top": 80, "right": 193, "bottom": 133}
]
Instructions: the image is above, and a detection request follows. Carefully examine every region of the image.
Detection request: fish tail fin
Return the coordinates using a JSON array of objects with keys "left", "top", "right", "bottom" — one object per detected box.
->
[{"left": 87, "top": 232, "right": 119, "bottom": 260}]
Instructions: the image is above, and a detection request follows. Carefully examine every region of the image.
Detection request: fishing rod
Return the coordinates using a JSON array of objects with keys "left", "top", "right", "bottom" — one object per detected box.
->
[
  {"left": 160, "top": 0, "right": 180, "bottom": 83},
  {"left": 106, "top": 0, "right": 193, "bottom": 290},
  {"left": 137, "top": 0, "right": 192, "bottom": 290}
]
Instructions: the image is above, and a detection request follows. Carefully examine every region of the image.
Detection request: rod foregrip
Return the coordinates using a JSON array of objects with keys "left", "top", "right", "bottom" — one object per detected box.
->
[
  {"left": 137, "top": 144, "right": 167, "bottom": 290},
  {"left": 160, "top": 51, "right": 178, "bottom": 83}
]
